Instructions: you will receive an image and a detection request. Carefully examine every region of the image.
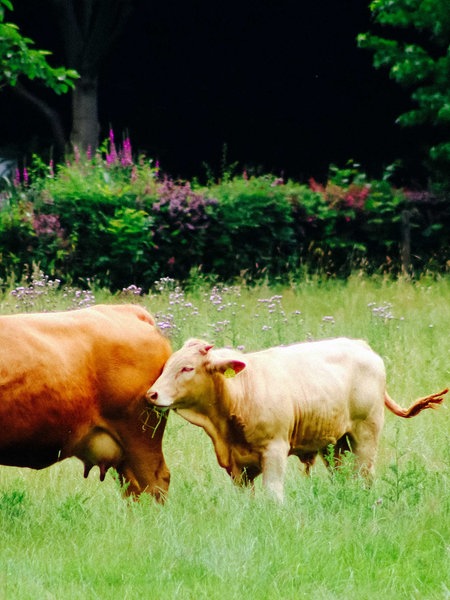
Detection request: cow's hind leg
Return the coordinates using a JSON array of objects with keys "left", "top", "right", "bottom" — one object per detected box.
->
[
  {"left": 320, "top": 434, "right": 353, "bottom": 473},
  {"left": 349, "top": 421, "right": 381, "bottom": 485}
]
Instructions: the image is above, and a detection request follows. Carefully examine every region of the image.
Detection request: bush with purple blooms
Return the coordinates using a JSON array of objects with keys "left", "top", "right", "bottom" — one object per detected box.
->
[
  {"left": 151, "top": 178, "right": 218, "bottom": 280},
  {"left": 0, "top": 135, "right": 448, "bottom": 289}
]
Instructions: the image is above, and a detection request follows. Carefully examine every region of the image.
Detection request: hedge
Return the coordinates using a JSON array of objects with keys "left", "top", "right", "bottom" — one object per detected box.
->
[{"left": 0, "top": 143, "right": 448, "bottom": 290}]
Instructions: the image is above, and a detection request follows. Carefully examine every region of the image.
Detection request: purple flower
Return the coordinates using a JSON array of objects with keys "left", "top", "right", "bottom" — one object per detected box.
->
[{"left": 33, "top": 214, "right": 64, "bottom": 238}]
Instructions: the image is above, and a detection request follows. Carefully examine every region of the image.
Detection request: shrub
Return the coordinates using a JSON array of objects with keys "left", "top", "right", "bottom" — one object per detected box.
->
[
  {"left": 0, "top": 196, "right": 36, "bottom": 282},
  {"left": 204, "top": 175, "right": 296, "bottom": 281},
  {"left": 1, "top": 141, "right": 448, "bottom": 289},
  {"left": 26, "top": 134, "right": 161, "bottom": 288},
  {"left": 151, "top": 178, "right": 218, "bottom": 281}
]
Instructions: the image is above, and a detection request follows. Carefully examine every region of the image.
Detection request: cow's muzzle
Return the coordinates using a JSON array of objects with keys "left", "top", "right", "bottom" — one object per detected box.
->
[
  {"left": 145, "top": 389, "right": 172, "bottom": 410},
  {"left": 147, "top": 390, "right": 159, "bottom": 403}
]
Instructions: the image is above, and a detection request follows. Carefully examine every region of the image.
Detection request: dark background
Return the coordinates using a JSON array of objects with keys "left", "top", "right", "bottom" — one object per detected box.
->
[{"left": 0, "top": 0, "right": 426, "bottom": 183}]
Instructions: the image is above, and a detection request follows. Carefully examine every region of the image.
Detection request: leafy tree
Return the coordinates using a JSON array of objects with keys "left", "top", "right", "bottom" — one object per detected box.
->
[
  {"left": 1, "top": 0, "right": 134, "bottom": 156},
  {"left": 0, "top": 0, "right": 78, "bottom": 152},
  {"left": 358, "top": 0, "right": 450, "bottom": 186}
]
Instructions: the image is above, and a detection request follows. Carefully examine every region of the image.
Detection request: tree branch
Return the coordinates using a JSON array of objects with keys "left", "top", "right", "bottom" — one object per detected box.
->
[{"left": 13, "top": 81, "right": 67, "bottom": 156}]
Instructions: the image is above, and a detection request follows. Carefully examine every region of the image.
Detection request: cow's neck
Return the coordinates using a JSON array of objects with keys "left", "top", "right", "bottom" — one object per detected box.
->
[{"left": 176, "top": 376, "right": 247, "bottom": 470}]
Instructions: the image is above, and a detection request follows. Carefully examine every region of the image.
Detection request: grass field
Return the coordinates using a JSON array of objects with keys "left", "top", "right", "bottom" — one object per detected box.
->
[{"left": 0, "top": 274, "right": 449, "bottom": 599}]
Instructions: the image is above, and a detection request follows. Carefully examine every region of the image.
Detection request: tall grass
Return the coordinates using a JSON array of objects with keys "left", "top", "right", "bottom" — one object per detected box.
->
[{"left": 0, "top": 274, "right": 449, "bottom": 599}]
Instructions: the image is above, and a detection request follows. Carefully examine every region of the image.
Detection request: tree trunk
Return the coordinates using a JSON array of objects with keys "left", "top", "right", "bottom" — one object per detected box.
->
[
  {"left": 71, "top": 74, "right": 100, "bottom": 151},
  {"left": 50, "top": 0, "right": 134, "bottom": 154}
]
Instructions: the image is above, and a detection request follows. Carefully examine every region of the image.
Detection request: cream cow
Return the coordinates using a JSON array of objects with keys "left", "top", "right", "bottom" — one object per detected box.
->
[{"left": 146, "top": 337, "right": 447, "bottom": 502}]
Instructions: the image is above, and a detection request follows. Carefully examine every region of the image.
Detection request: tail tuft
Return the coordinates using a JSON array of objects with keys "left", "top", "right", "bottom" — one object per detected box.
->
[{"left": 385, "top": 388, "right": 448, "bottom": 418}]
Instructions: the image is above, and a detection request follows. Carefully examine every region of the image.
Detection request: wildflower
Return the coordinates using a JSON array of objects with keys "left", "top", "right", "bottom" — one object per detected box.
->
[
  {"left": 308, "top": 177, "right": 325, "bottom": 193},
  {"left": 368, "top": 302, "right": 395, "bottom": 321},
  {"left": 120, "top": 137, "right": 133, "bottom": 167},
  {"left": 106, "top": 129, "right": 118, "bottom": 165},
  {"left": 72, "top": 289, "right": 96, "bottom": 308},
  {"left": 121, "top": 284, "right": 142, "bottom": 296},
  {"left": 33, "top": 214, "right": 64, "bottom": 238}
]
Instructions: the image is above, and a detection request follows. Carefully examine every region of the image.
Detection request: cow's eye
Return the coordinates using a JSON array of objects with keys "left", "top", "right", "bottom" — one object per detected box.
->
[{"left": 181, "top": 366, "right": 194, "bottom": 373}]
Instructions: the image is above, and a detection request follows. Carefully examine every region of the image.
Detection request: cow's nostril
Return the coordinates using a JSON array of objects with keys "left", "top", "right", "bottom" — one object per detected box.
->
[{"left": 148, "top": 391, "right": 158, "bottom": 401}]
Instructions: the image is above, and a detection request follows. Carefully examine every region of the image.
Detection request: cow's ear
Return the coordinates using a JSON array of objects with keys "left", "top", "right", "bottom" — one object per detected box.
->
[
  {"left": 199, "top": 343, "right": 214, "bottom": 356},
  {"left": 211, "top": 359, "right": 246, "bottom": 377},
  {"left": 184, "top": 339, "right": 214, "bottom": 355}
]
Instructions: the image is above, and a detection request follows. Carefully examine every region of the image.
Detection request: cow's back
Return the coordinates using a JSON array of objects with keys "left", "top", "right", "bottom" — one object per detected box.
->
[
  {"left": 0, "top": 307, "right": 152, "bottom": 429},
  {"left": 227, "top": 338, "right": 386, "bottom": 448}
]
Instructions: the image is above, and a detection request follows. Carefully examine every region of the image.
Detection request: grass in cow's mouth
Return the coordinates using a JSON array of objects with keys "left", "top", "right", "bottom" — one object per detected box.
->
[{"left": 139, "top": 405, "right": 169, "bottom": 437}]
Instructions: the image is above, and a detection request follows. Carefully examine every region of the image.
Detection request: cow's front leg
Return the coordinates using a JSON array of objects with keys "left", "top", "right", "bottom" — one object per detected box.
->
[
  {"left": 261, "top": 441, "right": 289, "bottom": 502},
  {"left": 114, "top": 418, "right": 170, "bottom": 502}
]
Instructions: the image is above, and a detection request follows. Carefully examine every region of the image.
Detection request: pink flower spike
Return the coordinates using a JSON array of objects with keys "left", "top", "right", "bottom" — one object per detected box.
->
[
  {"left": 108, "top": 145, "right": 118, "bottom": 166},
  {"left": 14, "top": 168, "right": 21, "bottom": 187},
  {"left": 120, "top": 137, "right": 133, "bottom": 166},
  {"left": 23, "top": 168, "right": 29, "bottom": 186}
]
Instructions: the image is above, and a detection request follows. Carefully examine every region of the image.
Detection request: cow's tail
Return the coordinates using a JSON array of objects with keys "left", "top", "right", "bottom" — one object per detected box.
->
[{"left": 384, "top": 388, "right": 448, "bottom": 418}]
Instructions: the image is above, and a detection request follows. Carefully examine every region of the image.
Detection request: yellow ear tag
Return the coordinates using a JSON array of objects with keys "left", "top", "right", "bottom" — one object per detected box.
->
[{"left": 224, "top": 368, "right": 236, "bottom": 378}]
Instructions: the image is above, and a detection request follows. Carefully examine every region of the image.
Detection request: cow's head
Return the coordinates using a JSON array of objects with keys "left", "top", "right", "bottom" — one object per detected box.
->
[{"left": 146, "top": 338, "right": 246, "bottom": 411}]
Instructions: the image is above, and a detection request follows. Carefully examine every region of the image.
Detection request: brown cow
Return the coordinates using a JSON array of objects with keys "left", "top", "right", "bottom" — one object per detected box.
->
[
  {"left": 0, "top": 304, "right": 172, "bottom": 500},
  {"left": 146, "top": 337, "right": 447, "bottom": 502}
]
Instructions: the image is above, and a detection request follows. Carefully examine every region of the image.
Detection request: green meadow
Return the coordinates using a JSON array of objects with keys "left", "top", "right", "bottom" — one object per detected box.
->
[{"left": 0, "top": 274, "right": 449, "bottom": 599}]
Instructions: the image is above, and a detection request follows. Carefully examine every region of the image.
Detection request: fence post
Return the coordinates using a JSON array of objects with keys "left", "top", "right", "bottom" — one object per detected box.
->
[{"left": 401, "top": 209, "right": 412, "bottom": 276}]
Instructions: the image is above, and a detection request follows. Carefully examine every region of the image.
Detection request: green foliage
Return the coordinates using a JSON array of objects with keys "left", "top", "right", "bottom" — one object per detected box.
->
[
  {"left": 205, "top": 175, "right": 296, "bottom": 280},
  {"left": 358, "top": 0, "right": 450, "bottom": 186},
  {"left": 0, "top": 196, "right": 36, "bottom": 281},
  {"left": 104, "top": 207, "right": 155, "bottom": 288},
  {"left": 0, "top": 488, "right": 27, "bottom": 519},
  {"left": 0, "top": 0, "right": 78, "bottom": 93},
  {"left": 1, "top": 146, "right": 449, "bottom": 289}
]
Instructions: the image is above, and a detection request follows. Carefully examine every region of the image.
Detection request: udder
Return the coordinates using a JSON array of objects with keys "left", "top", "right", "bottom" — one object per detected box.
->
[{"left": 74, "top": 428, "right": 124, "bottom": 481}]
